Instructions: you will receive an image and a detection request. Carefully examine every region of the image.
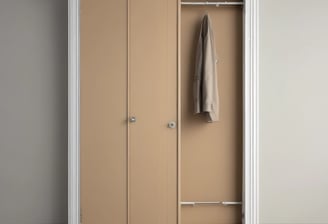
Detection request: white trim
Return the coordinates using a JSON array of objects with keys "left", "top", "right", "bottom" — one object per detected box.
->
[
  {"left": 68, "top": 0, "right": 80, "bottom": 224},
  {"left": 243, "top": 0, "right": 259, "bottom": 224}
]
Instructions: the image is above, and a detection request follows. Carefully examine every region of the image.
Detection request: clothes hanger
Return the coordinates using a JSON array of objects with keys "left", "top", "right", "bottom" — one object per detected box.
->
[
  {"left": 203, "top": 2, "right": 209, "bottom": 17},
  {"left": 205, "top": 1, "right": 209, "bottom": 14}
]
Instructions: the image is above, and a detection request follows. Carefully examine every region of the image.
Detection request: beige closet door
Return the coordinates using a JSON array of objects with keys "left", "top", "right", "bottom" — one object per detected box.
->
[
  {"left": 81, "top": 0, "right": 178, "bottom": 224},
  {"left": 80, "top": 0, "right": 128, "bottom": 223},
  {"left": 129, "top": 0, "right": 178, "bottom": 223}
]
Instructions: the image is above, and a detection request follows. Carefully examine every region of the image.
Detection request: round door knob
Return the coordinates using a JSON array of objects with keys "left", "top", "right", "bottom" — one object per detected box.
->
[
  {"left": 168, "top": 121, "right": 176, "bottom": 129},
  {"left": 129, "top": 116, "right": 136, "bottom": 123}
]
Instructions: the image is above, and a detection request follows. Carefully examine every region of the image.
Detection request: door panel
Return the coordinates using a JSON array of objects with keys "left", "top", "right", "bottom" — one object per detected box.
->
[
  {"left": 80, "top": 0, "right": 128, "bottom": 223},
  {"left": 129, "top": 0, "right": 178, "bottom": 223},
  {"left": 180, "top": 5, "right": 243, "bottom": 224}
]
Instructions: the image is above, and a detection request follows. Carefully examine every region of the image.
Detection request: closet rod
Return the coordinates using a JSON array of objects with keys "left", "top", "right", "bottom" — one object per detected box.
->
[
  {"left": 181, "top": 201, "right": 242, "bottom": 206},
  {"left": 181, "top": 1, "right": 244, "bottom": 6}
]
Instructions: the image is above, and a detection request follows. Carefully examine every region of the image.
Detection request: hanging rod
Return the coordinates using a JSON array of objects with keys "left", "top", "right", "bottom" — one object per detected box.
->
[
  {"left": 181, "top": 201, "right": 242, "bottom": 206},
  {"left": 181, "top": 1, "right": 244, "bottom": 6}
]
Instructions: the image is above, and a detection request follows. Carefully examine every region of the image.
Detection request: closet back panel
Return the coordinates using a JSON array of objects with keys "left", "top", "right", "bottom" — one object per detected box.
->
[
  {"left": 129, "top": 0, "right": 178, "bottom": 223},
  {"left": 80, "top": 0, "right": 128, "bottom": 223},
  {"left": 181, "top": 5, "right": 243, "bottom": 224}
]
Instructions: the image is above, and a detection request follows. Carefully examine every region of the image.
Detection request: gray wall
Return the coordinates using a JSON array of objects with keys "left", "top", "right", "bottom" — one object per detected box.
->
[
  {"left": 0, "top": 1, "right": 68, "bottom": 224},
  {"left": 260, "top": 0, "right": 328, "bottom": 223}
]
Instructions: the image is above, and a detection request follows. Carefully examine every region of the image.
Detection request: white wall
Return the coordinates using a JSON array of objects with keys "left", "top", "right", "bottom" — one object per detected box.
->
[
  {"left": 0, "top": 1, "right": 68, "bottom": 223},
  {"left": 260, "top": 0, "right": 328, "bottom": 223}
]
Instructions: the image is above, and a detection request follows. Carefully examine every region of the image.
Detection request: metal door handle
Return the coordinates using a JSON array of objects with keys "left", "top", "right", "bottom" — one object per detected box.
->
[
  {"left": 129, "top": 116, "right": 136, "bottom": 123},
  {"left": 168, "top": 121, "right": 176, "bottom": 129}
]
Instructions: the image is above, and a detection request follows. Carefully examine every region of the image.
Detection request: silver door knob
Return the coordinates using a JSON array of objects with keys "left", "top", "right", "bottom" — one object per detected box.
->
[
  {"left": 129, "top": 116, "right": 136, "bottom": 123},
  {"left": 168, "top": 121, "right": 176, "bottom": 129}
]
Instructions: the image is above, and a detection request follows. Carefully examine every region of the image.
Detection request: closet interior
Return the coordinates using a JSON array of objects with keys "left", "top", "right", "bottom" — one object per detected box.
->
[
  {"left": 180, "top": 1, "right": 243, "bottom": 223},
  {"left": 80, "top": 0, "right": 244, "bottom": 223}
]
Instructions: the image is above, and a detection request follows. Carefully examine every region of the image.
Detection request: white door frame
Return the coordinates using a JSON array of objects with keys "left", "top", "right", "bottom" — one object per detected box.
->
[
  {"left": 243, "top": 0, "right": 259, "bottom": 223},
  {"left": 68, "top": 0, "right": 80, "bottom": 223},
  {"left": 67, "top": 0, "right": 259, "bottom": 223}
]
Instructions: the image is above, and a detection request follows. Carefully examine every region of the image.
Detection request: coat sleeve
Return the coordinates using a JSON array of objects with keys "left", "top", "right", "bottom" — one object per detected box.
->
[
  {"left": 202, "top": 16, "right": 219, "bottom": 122},
  {"left": 193, "top": 22, "right": 203, "bottom": 114}
]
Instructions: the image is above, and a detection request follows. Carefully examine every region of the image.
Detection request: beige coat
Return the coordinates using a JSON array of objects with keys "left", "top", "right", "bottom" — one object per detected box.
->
[{"left": 194, "top": 14, "right": 219, "bottom": 122}]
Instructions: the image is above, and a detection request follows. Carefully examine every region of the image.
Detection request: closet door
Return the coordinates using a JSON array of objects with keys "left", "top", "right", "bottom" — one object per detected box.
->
[
  {"left": 80, "top": 0, "right": 128, "bottom": 223},
  {"left": 129, "top": 0, "right": 178, "bottom": 223},
  {"left": 81, "top": 0, "right": 178, "bottom": 224}
]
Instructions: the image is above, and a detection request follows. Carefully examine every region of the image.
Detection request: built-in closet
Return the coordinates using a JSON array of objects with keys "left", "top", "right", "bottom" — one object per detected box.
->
[{"left": 81, "top": 0, "right": 243, "bottom": 223}]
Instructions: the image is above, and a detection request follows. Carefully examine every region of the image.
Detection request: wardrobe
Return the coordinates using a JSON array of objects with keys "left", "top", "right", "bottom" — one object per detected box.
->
[{"left": 81, "top": 0, "right": 243, "bottom": 223}]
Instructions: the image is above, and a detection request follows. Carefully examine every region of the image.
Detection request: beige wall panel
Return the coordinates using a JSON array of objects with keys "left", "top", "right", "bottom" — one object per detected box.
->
[
  {"left": 129, "top": 0, "right": 178, "bottom": 223},
  {"left": 181, "top": 5, "right": 243, "bottom": 224},
  {"left": 80, "top": 0, "right": 128, "bottom": 223}
]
